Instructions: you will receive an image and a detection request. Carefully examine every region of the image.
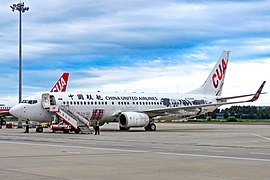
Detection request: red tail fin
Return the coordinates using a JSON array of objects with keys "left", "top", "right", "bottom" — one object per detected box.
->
[{"left": 50, "top": 73, "right": 69, "bottom": 92}]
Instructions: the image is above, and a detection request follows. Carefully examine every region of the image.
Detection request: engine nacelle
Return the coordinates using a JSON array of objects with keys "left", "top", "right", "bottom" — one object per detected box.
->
[{"left": 119, "top": 112, "right": 150, "bottom": 128}]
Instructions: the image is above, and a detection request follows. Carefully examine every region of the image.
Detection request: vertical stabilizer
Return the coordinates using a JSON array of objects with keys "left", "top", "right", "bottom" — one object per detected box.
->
[
  {"left": 188, "top": 50, "right": 230, "bottom": 96},
  {"left": 50, "top": 73, "right": 69, "bottom": 92}
]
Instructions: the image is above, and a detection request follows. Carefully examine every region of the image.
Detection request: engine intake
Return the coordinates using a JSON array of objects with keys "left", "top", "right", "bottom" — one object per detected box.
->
[{"left": 119, "top": 112, "right": 149, "bottom": 128}]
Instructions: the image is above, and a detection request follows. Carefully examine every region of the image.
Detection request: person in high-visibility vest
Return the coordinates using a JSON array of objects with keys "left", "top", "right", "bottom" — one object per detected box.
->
[
  {"left": 24, "top": 119, "right": 30, "bottom": 133},
  {"left": 94, "top": 120, "right": 100, "bottom": 135}
]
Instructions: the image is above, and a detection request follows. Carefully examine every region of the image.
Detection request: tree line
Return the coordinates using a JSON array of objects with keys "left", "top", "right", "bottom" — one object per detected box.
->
[{"left": 201, "top": 106, "right": 270, "bottom": 119}]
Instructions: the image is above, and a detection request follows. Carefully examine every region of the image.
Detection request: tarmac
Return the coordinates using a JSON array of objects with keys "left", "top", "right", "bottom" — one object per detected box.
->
[{"left": 0, "top": 122, "right": 270, "bottom": 180}]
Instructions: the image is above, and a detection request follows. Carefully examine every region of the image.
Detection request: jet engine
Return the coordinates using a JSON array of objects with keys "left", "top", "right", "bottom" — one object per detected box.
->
[{"left": 119, "top": 112, "right": 150, "bottom": 128}]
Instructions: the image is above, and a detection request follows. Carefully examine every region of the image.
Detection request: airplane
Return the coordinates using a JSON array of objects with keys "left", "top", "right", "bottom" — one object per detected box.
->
[
  {"left": 0, "top": 72, "right": 69, "bottom": 125},
  {"left": 0, "top": 101, "right": 14, "bottom": 126},
  {"left": 9, "top": 51, "right": 266, "bottom": 133}
]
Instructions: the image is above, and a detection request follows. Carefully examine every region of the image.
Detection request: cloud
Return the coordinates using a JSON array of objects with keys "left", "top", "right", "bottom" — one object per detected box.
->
[
  {"left": 69, "top": 55, "right": 270, "bottom": 106},
  {"left": 0, "top": 0, "right": 269, "bottom": 107}
]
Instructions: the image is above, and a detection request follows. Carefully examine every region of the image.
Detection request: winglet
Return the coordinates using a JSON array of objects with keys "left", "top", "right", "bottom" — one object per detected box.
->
[
  {"left": 246, "top": 81, "right": 266, "bottom": 102},
  {"left": 50, "top": 73, "right": 69, "bottom": 92}
]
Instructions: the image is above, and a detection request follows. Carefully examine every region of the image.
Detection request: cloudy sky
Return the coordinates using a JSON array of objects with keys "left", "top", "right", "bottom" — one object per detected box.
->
[{"left": 0, "top": 0, "right": 269, "bottom": 106}]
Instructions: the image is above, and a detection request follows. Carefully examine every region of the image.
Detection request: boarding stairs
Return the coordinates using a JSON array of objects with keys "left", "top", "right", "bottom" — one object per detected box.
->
[{"left": 50, "top": 105, "right": 92, "bottom": 134}]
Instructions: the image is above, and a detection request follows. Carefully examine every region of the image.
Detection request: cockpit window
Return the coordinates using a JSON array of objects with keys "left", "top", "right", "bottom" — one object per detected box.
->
[
  {"left": 21, "top": 100, "right": 38, "bottom": 104},
  {"left": 29, "top": 100, "right": 38, "bottom": 104}
]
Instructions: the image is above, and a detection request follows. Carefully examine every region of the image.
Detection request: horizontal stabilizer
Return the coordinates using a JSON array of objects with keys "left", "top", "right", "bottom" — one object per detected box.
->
[
  {"left": 217, "top": 92, "right": 267, "bottom": 101},
  {"left": 245, "top": 81, "right": 266, "bottom": 102}
]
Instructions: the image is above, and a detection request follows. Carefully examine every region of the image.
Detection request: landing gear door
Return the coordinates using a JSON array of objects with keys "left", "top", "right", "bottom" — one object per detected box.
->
[{"left": 42, "top": 93, "right": 50, "bottom": 109}]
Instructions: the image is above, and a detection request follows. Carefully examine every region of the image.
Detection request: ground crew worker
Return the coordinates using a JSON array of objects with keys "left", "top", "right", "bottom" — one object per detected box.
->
[
  {"left": 24, "top": 119, "right": 30, "bottom": 133},
  {"left": 94, "top": 120, "right": 100, "bottom": 135}
]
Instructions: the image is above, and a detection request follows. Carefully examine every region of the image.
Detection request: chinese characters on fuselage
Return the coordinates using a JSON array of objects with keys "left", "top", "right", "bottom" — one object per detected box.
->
[{"left": 66, "top": 94, "right": 207, "bottom": 107}]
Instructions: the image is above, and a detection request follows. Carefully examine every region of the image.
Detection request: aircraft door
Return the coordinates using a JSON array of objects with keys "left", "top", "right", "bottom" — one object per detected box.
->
[
  {"left": 50, "top": 95, "right": 56, "bottom": 105},
  {"left": 42, "top": 93, "right": 57, "bottom": 109},
  {"left": 42, "top": 93, "right": 50, "bottom": 109}
]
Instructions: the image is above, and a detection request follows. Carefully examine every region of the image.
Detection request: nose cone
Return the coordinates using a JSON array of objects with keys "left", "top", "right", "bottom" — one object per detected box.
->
[{"left": 9, "top": 104, "right": 22, "bottom": 118}]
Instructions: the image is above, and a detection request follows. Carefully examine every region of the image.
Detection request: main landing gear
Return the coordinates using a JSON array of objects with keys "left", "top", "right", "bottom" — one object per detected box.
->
[{"left": 144, "top": 123, "right": 156, "bottom": 131}]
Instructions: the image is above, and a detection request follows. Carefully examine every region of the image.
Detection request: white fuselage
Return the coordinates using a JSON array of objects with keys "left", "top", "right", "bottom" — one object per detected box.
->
[{"left": 10, "top": 91, "right": 218, "bottom": 124}]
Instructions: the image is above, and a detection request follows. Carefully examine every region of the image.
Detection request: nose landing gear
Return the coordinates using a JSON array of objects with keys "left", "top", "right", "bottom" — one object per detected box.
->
[{"left": 36, "top": 126, "right": 43, "bottom": 133}]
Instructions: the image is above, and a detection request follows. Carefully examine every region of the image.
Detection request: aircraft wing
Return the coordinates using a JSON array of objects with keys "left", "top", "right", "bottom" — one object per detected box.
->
[
  {"left": 0, "top": 111, "right": 10, "bottom": 115},
  {"left": 143, "top": 81, "right": 266, "bottom": 116},
  {"left": 217, "top": 92, "right": 267, "bottom": 101},
  {"left": 0, "top": 111, "right": 11, "bottom": 118}
]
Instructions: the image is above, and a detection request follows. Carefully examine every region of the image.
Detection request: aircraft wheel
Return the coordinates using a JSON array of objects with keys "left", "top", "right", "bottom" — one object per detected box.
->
[
  {"left": 145, "top": 123, "right": 156, "bottom": 131},
  {"left": 36, "top": 126, "right": 43, "bottom": 133},
  {"left": 149, "top": 123, "right": 156, "bottom": 131},
  {"left": 1, "top": 120, "right": 6, "bottom": 126}
]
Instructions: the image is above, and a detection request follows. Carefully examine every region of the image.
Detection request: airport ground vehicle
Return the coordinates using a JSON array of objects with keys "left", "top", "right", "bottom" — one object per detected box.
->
[
  {"left": 51, "top": 121, "right": 71, "bottom": 133},
  {"left": 41, "top": 122, "right": 50, "bottom": 128}
]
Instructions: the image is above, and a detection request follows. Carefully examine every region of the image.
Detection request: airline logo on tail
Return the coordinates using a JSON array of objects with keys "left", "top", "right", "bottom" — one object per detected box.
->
[
  {"left": 50, "top": 73, "right": 69, "bottom": 92},
  {"left": 212, "top": 58, "right": 227, "bottom": 89},
  {"left": 187, "top": 50, "right": 230, "bottom": 96}
]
